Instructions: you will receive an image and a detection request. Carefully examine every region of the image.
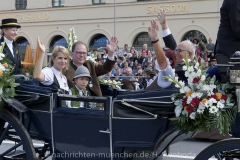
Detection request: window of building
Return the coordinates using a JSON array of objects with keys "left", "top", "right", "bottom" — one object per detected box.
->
[
  {"left": 49, "top": 35, "right": 68, "bottom": 52},
  {"left": 52, "top": 0, "right": 65, "bottom": 7},
  {"left": 16, "top": 37, "right": 29, "bottom": 61},
  {"left": 92, "top": 0, "right": 106, "bottom": 4},
  {"left": 137, "top": 0, "right": 152, "bottom": 1},
  {"left": 89, "top": 34, "right": 108, "bottom": 51},
  {"left": 181, "top": 30, "right": 207, "bottom": 44},
  {"left": 47, "top": 53, "right": 52, "bottom": 64},
  {"left": 48, "top": 35, "right": 67, "bottom": 62},
  {"left": 133, "top": 32, "right": 152, "bottom": 50},
  {"left": 15, "top": 0, "right": 27, "bottom": 10}
]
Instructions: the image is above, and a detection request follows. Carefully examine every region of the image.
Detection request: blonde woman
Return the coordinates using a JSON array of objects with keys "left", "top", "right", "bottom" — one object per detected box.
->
[{"left": 33, "top": 37, "right": 70, "bottom": 94}]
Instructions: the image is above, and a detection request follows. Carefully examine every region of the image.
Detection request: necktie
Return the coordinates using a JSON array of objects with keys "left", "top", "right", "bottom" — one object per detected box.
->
[
  {"left": 12, "top": 42, "right": 14, "bottom": 56},
  {"left": 10, "top": 42, "right": 14, "bottom": 57},
  {"left": 82, "top": 90, "right": 85, "bottom": 96}
]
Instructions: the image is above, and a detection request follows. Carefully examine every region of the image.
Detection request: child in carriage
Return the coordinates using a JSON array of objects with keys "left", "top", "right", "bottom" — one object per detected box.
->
[{"left": 69, "top": 66, "right": 92, "bottom": 108}]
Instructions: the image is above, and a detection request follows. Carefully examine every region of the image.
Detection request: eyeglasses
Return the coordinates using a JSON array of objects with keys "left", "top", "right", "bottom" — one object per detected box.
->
[
  {"left": 74, "top": 51, "right": 87, "bottom": 56},
  {"left": 175, "top": 49, "right": 188, "bottom": 53},
  {"left": 163, "top": 47, "right": 170, "bottom": 51}
]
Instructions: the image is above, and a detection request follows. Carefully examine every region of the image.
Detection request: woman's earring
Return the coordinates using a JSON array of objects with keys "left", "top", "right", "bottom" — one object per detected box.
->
[{"left": 89, "top": 81, "right": 93, "bottom": 88}]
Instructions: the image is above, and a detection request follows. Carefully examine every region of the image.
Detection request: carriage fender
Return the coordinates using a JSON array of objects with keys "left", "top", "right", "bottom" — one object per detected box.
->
[
  {"left": 7, "top": 98, "right": 28, "bottom": 113},
  {"left": 152, "top": 128, "right": 195, "bottom": 154}
]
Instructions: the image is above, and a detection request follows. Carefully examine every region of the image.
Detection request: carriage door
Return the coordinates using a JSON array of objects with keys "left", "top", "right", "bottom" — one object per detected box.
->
[{"left": 52, "top": 96, "right": 112, "bottom": 160}]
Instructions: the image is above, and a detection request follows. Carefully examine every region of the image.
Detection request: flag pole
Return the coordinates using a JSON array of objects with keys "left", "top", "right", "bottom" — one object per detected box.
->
[{"left": 114, "top": 0, "right": 116, "bottom": 36}]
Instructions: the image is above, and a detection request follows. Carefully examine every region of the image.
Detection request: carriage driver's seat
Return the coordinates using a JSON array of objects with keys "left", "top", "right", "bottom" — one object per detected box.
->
[{"left": 215, "top": 53, "right": 233, "bottom": 83}]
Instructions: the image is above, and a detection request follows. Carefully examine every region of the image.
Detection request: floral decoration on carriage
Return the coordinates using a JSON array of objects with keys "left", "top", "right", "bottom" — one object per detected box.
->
[
  {"left": 0, "top": 42, "right": 19, "bottom": 110},
  {"left": 98, "top": 76, "right": 123, "bottom": 89},
  {"left": 164, "top": 55, "right": 237, "bottom": 135}
]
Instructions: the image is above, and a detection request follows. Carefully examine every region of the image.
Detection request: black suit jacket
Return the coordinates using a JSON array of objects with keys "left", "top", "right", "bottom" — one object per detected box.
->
[
  {"left": 163, "top": 34, "right": 177, "bottom": 50},
  {"left": 216, "top": 0, "right": 240, "bottom": 57},
  {"left": 0, "top": 36, "right": 22, "bottom": 74}
]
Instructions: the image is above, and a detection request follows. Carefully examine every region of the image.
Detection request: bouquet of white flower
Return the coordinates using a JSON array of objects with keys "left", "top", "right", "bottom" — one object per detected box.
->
[
  {"left": 98, "top": 76, "right": 123, "bottom": 89},
  {"left": 164, "top": 55, "right": 237, "bottom": 135}
]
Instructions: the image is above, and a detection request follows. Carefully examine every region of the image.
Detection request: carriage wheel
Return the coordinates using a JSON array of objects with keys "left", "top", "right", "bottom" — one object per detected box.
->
[
  {"left": 0, "top": 109, "right": 36, "bottom": 160},
  {"left": 194, "top": 138, "right": 240, "bottom": 160}
]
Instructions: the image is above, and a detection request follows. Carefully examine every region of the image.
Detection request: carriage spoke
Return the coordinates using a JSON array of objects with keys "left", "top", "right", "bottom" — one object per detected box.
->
[
  {"left": 0, "top": 141, "right": 22, "bottom": 157},
  {"left": 0, "top": 124, "right": 11, "bottom": 145}
]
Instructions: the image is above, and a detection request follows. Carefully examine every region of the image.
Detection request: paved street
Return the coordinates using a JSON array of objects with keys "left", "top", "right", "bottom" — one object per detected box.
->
[
  {"left": 1, "top": 138, "right": 215, "bottom": 159},
  {"left": 162, "top": 138, "right": 213, "bottom": 160}
]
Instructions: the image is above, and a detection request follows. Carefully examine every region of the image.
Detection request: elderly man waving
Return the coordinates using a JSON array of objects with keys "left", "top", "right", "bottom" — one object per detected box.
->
[{"left": 146, "top": 20, "right": 175, "bottom": 90}]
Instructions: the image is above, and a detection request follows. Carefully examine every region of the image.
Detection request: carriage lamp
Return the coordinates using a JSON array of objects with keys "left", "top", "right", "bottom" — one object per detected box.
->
[
  {"left": 229, "top": 51, "right": 240, "bottom": 112},
  {"left": 229, "top": 51, "right": 240, "bottom": 85}
]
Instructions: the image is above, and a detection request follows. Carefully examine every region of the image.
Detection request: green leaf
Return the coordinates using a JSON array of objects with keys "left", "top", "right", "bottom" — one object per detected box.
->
[
  {"left": 0, "top": 98, "right": 4, "bottom": 112},
  {"left": 0, "top": 81, "right": 3, "bottom": 90},
  {"left": 11, "top": 83, "right": 19, "bottom": 87}
]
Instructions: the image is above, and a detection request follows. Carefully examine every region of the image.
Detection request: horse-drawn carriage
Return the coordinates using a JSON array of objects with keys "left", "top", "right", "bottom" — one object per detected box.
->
[
  {"left": 0, "top": 78, "right": 195, "bottom": 160},
  {"left": 1, "top": 53, "right": 240, "bottom": 160}
]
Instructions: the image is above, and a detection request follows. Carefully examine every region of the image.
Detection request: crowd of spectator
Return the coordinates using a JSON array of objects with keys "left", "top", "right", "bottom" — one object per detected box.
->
[
  {"left": 89, "top": 35, "right": 216, "bottom": 90},
  {"left": 90, "top": 42, "right": 160, "bottom": 89}
]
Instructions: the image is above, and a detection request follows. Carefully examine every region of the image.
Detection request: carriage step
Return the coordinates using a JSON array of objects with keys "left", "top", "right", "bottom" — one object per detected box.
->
[{"left": 4, "top": 150, "right": 25, "bottom": 159}]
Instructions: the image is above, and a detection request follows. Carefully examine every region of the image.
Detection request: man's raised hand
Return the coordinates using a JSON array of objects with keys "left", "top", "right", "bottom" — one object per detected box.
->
[{"left": 106, "top": 36, "right": 118, "bottom": 56}]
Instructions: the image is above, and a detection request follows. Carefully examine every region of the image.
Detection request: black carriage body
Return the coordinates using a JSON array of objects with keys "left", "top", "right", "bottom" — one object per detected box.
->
[{"left": 8, "top": 83, "right": 193, "bottom": 160}]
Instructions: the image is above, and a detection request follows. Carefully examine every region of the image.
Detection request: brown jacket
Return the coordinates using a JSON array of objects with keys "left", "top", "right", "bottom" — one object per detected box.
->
[{"left": 63, "top": 58, "right": 116, "bottom": 96}]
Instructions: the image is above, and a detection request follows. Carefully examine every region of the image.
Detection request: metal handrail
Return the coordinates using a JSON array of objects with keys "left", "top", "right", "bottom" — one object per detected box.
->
[
  {"left": 122, "top": 99, "right": 173, "bottom": 104},
  {"left": 102, "top": 76, "right": 145, "bottom": 78}
]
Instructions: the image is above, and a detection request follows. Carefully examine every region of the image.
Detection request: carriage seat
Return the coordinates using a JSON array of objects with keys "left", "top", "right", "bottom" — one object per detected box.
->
[
  {"left": 215, "top": 54, "right": 233, "bottom": 83},
  {"left": 15, "top": 79, "right": 40, "bottom": 86},
  {"left": 215, "top": 53, "right": 232, "bottom": 73},
  {"left": 16, "top": 84, "right": 53, "bottom": 95},
  {"left": 100, "top": 84, "right": 118, "bottom": 98}
]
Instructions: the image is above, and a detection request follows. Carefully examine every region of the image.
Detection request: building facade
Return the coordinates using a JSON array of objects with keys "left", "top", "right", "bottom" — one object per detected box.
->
[{"left": 0, "top": 0, "right": 223, "bottom": 63}]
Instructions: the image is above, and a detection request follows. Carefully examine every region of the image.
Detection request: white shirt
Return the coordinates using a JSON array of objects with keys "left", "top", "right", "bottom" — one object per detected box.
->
[
  {"left": 4, "top": 37, "right": 14, "bottom": 57},
  {"left": 107, "top": 55, "right": 114, "bottom": 61},
  {"left": 162, "top": 28, "right": 171, "bottom": 37},
  {"left": 155, "top": 58, "right": 175, "bottom": 88},
  {"left": 41, "top": 66, "right": 69, "bottom": 92}
]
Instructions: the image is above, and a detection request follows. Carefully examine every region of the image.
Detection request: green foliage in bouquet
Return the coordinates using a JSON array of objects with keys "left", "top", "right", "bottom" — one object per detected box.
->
[
  {"left": 164, "top": 55, "right": 237, "bottom": 135},
  {"left": 0, "top": 41, "right": 19, "bottom": 111}
]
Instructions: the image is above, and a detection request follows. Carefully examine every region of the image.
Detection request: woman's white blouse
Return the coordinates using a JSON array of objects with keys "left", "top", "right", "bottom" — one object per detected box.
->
[{"left": 41, "top": 66, "right": 69, "bottom": 92}]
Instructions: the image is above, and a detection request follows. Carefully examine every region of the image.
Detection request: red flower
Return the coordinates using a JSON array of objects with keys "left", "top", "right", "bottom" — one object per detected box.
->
[
  {"left": 186, "top": 105, "right": 194, "bottom": 114},
  {"left": 192, "top": 77, "right": 201, "bottom": 83},
  {"left": 191, "top": 98, "right": 200, "bottom": 107},
  {"left": 209, "top": 95, "right": 217, "bottom": 99},
  {"left": 182, "top": 97, "right": 187, "bottom": 106},
  {"left": 221, "top": 95, "right": 228, "bottom": 101}
]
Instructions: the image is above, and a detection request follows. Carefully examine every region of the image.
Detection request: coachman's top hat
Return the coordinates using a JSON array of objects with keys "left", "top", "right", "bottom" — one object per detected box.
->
[{"left": 0, "top": 18, "right": 21, "bottom": 29}]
